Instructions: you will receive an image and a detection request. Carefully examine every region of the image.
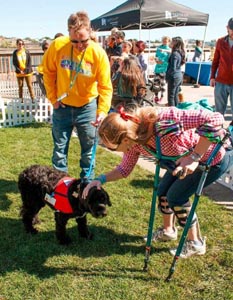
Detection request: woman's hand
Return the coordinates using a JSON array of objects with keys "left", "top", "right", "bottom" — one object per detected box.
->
[
  {"left": 172, "top": 155, "right": 199, "bottom": 179},
  {"left": 82, "top": 180, "right": 102, "bottom": 199}
]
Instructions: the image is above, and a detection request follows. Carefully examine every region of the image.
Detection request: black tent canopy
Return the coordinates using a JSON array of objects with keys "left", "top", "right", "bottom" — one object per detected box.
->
[{"left": 91, "top": 0, "right": 209, "bottom": 32}]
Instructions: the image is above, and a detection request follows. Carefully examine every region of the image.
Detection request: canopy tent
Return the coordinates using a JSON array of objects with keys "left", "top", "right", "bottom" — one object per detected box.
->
[
  {"left": 91, "top": 0, "right": 209, "bottom": 86},
  {"left": 91, "top": 0, "right": 209, "bottom": 32}
]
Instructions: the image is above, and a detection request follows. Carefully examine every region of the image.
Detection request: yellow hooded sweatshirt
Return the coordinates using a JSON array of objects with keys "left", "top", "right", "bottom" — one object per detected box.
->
[{"left": 43, "top": 36, "right": 112, "bottom": 115}]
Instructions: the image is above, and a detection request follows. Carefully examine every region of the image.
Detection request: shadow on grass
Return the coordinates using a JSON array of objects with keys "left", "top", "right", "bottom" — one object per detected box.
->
[
  {"left": 0, "top": 216, "right": 170, "bottom": 280},
  {"left": 130, "top": 174, "right": 170, "bottom": 189},
  {"left": 130, "top": 175, "right": 155, "bottom": 189},
  {"left": 0, "top": 179, "right": 18, "bottom": 211}
]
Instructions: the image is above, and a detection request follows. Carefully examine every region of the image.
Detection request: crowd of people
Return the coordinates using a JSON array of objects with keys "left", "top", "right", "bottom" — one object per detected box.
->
[{"left": 13, "top": 11, "right": 233, "bottom": 260}]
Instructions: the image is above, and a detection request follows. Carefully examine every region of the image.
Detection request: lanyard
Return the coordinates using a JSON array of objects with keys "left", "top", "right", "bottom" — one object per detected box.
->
[
  {"left": 84, "top": 125, "right": 99, "bottom": 180},
  {"left": 57, "top": 46, "right": 86, "bottom": 102},
  {"left": 69, "top": 46, "right": 86, "bottom": 90}
]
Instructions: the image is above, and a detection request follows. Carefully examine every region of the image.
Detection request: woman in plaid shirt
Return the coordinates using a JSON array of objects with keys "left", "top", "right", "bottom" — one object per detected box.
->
[{"left": 83, "top": 105, "right": 233, "bottom": 258}]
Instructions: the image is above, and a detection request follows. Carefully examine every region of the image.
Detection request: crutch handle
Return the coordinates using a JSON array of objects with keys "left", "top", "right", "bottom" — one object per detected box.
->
[{"left": 159, "top": 160, "right": 184, "bottom": 178}]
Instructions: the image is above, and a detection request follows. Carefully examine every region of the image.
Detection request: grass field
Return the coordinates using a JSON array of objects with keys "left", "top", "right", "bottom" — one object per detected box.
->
[{"left": 0, "top": 123, "right": 232, "bottom": 300}]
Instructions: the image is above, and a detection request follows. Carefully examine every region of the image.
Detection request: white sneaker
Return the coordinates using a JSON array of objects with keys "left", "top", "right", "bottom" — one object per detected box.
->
[
  {"left": 169, "top": 237, "right": 206, "bottom": 258},
  {"left": 144, "top": 227, "right": 178, "bottom": 242}
]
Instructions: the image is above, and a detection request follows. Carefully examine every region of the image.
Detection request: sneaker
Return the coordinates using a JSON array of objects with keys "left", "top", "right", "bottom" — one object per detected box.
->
[
  {"left": 143, "top": 227, "right": 178, "bottom": 242},
  {"left": 169, "top": 237, "right": 206, "bottom": 258}
]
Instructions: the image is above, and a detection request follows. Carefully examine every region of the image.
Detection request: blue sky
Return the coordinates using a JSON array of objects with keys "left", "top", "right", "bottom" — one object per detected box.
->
[{"left": 0, "top": 0, "right": 231, "bottom": 41}]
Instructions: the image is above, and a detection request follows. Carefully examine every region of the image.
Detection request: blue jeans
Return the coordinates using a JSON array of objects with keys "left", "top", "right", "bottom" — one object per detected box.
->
[
  {"left": 167, "top": 75, "right": 182, "bottom": 107},
  {"left": 214, "top": 82, "right": 233, "bottom": 117},
  {"left": 52, "top": 100, "right": 97, "bottom": 179},
  {"left": 157, "top": 148, "right": 233, "bottom": 208}
]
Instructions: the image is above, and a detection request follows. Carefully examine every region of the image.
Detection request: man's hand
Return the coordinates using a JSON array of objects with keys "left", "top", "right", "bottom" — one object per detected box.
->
[
  {"left": 53, "top": 101, "right": 66, "bottom": 109},
  {"left": 210, "top": 78, "right": 215, "bottom": 87},
  {"left": 91, "top": 113, "right": 106, "bottom": 127}
]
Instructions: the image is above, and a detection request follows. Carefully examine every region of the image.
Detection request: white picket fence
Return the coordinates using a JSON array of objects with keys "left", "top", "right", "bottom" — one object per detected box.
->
[
  {"left": 0, "top": 74, "right": 53, "bottom": 127},
  {"left": 0, "top": 97, "right": 53, "bottom": 127}
]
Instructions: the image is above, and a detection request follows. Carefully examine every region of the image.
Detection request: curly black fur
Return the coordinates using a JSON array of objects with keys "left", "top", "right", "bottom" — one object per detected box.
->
[{"left": 18, "top": 165, "right": 111, "bottom": 245}]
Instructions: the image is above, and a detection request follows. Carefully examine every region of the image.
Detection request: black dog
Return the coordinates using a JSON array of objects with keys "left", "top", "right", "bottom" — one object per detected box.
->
[{"left": 18, "top": 165, "right": 111, "bottom": 245}]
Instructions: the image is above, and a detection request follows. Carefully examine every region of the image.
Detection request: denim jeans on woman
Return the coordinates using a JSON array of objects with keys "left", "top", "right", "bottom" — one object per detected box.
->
[
  {"left": 167, "top": 74, "right": 182, "bottom": 107},
  {"left": 157, "top": 148, "right": 233, "bottom": 208},
  {"left": 52, "top": 100, "right": 97, "bottom": 179}
]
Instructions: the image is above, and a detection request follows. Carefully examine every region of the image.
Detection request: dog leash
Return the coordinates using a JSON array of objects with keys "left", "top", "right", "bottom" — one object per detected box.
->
[{"left": 84, "top": 125, "right": 99, "bottom": 181}]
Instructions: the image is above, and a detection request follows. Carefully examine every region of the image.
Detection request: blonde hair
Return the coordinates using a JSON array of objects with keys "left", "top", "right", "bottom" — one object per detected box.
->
[
  {"left": 99, "top": 106, "right": 159, "bottom": 148},
  {"left": 68, "top": 11, "right": 90, "bottom": 31}
]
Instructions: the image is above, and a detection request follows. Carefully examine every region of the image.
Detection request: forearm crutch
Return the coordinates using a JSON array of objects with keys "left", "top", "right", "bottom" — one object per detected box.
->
[
  {"left": 165, "top": 131, "right": 230, "bottom": 282},
  {"left": 142, "top": 136, "right": 182, "bottom": 271},
  {"left": 143, "top": 162, "right": 160, "bottom": 271}
]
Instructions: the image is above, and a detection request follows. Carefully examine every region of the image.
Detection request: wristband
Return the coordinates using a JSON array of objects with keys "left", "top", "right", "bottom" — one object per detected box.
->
[
  {"left": 190, "top": 151, "right": 202, "bottom": 162},
  {"left": 95, "top": 174, "right": 107, "bottom": 184}
]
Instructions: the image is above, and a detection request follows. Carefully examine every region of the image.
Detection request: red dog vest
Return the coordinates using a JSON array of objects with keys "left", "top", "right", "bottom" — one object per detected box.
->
[{"left": 44, "top": 177, "right": 76, "bottom": 213}]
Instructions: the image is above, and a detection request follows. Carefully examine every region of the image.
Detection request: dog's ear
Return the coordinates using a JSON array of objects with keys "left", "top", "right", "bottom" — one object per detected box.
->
[
  {"left": 103, "top": 189, "right": 111, "bottom": 207},
  {"left": 88, "top": 186, "right": 112, "bottom": 207}
]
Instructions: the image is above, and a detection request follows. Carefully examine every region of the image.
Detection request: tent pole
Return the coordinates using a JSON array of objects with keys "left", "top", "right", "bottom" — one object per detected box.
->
[
  {"left": 194, "top": 25, "right": 208, "bottom": 88},
  {"left": 139, "top": 0, "right": 143, "bottom": 40}
]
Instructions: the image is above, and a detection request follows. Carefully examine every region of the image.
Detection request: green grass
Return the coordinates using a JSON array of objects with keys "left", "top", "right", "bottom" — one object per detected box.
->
[{"left": 0, "top": 123, "right": 232, "bottom": 300}]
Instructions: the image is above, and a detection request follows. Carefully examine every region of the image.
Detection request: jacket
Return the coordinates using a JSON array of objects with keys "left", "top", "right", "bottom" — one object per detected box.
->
[
  {"left": 166, "top": 50, "right": 182, "bottom": 80},
  {"left": 211, "top": 35, "right": 233, "bottom": 85},
  {"left": 12, "top": 49, "right": 33, "bottom": 75},
  {"left": 154, "top": 44, "right": 171, "bottom": 74}
]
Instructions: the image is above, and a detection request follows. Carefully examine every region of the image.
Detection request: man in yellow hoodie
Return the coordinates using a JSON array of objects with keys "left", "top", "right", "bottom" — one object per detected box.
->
[{"left": 43, "top": 11, "right": 112, "bottom": 179}]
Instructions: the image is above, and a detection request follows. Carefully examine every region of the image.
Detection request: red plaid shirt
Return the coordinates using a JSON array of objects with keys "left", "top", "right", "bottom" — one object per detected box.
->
[{"left": 116, "top": 107, "right": 227, "bottom": 177}]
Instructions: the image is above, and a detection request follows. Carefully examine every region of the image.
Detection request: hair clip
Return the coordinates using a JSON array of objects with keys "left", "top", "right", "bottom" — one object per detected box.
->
[{"left": 118, "top": 106, "right": 141, "bottom": 124}]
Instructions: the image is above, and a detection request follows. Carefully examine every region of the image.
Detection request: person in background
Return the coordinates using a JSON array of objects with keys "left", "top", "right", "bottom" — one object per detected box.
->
[
  {"left": 41, "top": 40, "right": 50, "bottom": 52},
  {"left": 210, "top": 17, "right": 233, "bottom": 118},
  {"left": 112, "top": 30, "right": 125, "bottom": 57},
  {"left": 166, "top": 36, "right": 186, "bottom": 107},
  {"left": 209, "top": 46, "right": 215, "bottom": 61},
  {"left": 110, "top": 40, "right": 133, "bottom": 77},
  {"left": 111, "top": 56, "right": 146, "bottom": 109},
  {"left": 12, "top": 38, "right": 35, "bottom": 102},
  {"left": 192, "top": 40, "right": 203, "bottom": 62},
  {"left": 134, "top": 40, "right": 148, "bottom": 84},
  {"left": 106, "top": 27, "right": 119, "bottom": 58},
  {"left": 153, "top": 36, "right": 171, "bottom": 103},
  {"left": 82, "top": 105, "right": 233, "bottom": 258},
  {"left": 36, "top": 40, "right": 50, "bottom": 96},
  {"left": 43, "top": 11, "right": 112, "bottom": 179},
  {"left": 54, "top": 32, "right": 64, "bottom": 39}
]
